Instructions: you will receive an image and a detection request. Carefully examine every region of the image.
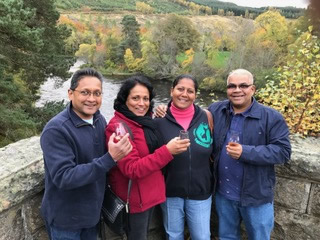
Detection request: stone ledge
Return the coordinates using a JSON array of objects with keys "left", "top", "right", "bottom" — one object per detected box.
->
[
  {"left": 274, "top": 207, "right": 320, "bottom": 240},
  {"left": 274, "top": 177, "right": 311, "bottom": 213},
  {"left": 308, "top": 183, "right": 320, "bottom": 217},
  {"left": 1, "top": 135, "right": 320, "bottom": 239},
  {"left": 0, "top": 136, "right": 44, "bottom": 213},
  {"left": 276, "top": 136, "right": 320, "bottom": 182}
]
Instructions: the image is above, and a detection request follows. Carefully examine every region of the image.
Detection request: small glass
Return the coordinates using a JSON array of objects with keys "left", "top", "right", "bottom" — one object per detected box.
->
[
  {"left": 179, "top": 130, "right": 189, "bottom": 139},
  {"left": 114, "top": 122, "right": 127, "bottom": 143},
  {"left": 228, "top": 130, "right": 240, "bottom": 144}
]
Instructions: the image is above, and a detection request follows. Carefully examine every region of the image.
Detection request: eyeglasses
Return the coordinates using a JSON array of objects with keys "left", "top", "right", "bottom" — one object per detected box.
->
[
  {"left": 226, "top": 84, "right": 253, "bottom": 90},
  {"left": 73, "top": 90, "right": 103, "bottom": 97}
]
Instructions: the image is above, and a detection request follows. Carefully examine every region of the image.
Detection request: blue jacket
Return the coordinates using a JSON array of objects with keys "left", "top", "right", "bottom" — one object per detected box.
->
[
  {"left": 154, "top": 104, "right": 213, "bottom": 200},
  {"left": 208, "top": 98, "right": 291, "bottom": 206},
  {"left": 40, "top": 103, "right": 116, "bottom": 230}
]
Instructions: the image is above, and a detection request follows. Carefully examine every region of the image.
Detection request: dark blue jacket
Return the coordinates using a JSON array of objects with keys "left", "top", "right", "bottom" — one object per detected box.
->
[
  {"left": 40, "top": 103, "right": 116, "bottom": 230},
  {"left": 154, "top": 104, "right": 213, "bottom": 200},
  {"left": 208, "top": 98, "right": 291, "bottom": 206}
]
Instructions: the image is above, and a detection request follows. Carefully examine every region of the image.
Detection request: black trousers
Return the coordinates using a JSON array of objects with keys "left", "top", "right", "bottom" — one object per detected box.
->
[{"left": 127, "top": 207, "right": 154, "bottom": 240}]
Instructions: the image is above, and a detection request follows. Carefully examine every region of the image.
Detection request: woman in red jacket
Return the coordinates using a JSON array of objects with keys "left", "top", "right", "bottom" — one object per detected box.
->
[{"left": 105, "top": 75, "right": 190, "bottom": 240}]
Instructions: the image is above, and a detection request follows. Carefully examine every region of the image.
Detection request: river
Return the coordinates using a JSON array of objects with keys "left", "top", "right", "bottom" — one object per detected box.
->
[{"left": 36, "top": 61, "right": 226, "bottom": 121}]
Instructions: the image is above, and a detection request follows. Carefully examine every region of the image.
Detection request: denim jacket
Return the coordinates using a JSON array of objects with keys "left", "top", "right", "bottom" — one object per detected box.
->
[{"left": 208, "top": 98, "right": 291, "bottom": 206}]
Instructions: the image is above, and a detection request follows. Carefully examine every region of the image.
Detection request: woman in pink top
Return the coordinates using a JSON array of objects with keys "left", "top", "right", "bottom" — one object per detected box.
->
[{"left": 154, "top": 74, "right": 214, "bottom": 240}]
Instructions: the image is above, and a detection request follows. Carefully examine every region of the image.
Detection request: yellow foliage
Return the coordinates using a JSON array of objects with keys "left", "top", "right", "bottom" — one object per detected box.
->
[
  {"left": 253, "top": 10, "right": 289, "bottom": 48},
  {"left": 181, "top": 48, "right": 194, "bottom": 68},
  {"left": 75, "top": 43, "right": 95, "bottom": 62},
  {"left": 136, "top": 2, "right": 154, "bottom": 14},
  {"left": 257, "top": 29, "right": 320, "bottom": 137},
  {"left": 124, "top": 48, "right": 144, "bottom": 72}
]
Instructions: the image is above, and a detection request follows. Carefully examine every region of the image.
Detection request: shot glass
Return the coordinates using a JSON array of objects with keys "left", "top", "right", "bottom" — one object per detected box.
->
[
  {"left": 228, "top": 130, "right": 240, "bottom": 144},
  {"left": 114, "top": 122, "right": 127, "bottom": 142},
  {"left": 179, "top": 130, "right": 189, "bottom": 139}
]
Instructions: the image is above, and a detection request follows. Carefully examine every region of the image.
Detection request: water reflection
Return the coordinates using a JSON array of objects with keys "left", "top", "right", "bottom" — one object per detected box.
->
[{"left": 36, "top": 65, "right": 225, "bottom": 121}]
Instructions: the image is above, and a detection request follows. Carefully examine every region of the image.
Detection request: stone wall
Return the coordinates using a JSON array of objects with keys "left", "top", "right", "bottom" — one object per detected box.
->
[
  {"left": 0, "top": 136, "right": 319, "bottom": 240},
  {"left": 273, "top": 136, "right": 320, "bottom": 240}
]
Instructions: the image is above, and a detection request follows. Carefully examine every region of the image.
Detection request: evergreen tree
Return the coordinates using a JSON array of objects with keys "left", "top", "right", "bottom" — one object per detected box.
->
[
  {"left": 0, "top": 0, "right": 74, "bottom": 96},
  {"left": 0, "top": 0, "right": 73, "bottom": 146},
  {"left": 117, "top": 15, "right": 141, "bottom": 62}
]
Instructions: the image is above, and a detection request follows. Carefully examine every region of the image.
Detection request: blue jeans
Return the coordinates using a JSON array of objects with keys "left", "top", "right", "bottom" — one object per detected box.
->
[
  {"left": 215, "top": 192, "right": 274, "bottom": 240},
  {"left": 45, "top": 221, "right": 98, "bottom": 240},
  {"left": 161, "top": 196, "right": 212, "bottom": 240}
]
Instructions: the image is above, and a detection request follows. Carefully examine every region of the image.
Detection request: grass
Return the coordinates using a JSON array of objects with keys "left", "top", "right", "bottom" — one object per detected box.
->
[{"left": 210, "top": 51, "right": 230, "bottom": 68}]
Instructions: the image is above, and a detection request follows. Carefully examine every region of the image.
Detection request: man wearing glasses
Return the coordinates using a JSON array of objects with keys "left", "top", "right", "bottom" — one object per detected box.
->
[
  {"left": 208, "top": 69, "right": 291, "bottom": 240},
  {"left": 40, "top": 68, "right": 132, "bottom": 240}
]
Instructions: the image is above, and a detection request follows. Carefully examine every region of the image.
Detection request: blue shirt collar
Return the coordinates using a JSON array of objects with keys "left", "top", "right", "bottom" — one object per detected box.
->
[{"left": 229, "top": 98, "right": 254, "bottom": 117}]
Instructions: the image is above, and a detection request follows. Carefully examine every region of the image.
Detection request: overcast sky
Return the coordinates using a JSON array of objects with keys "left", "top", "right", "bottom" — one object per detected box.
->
[{"left": 218, "top": 0, "right": 309, "bottom": 8}]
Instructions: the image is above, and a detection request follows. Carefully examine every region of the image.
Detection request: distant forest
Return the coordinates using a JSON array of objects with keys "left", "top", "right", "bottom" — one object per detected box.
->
[
  {"left": 189, "top": 0, "right": 304, "bottom": 18},
  {"left": 55, "top": 0, "right": 305, "bottom": 19}
]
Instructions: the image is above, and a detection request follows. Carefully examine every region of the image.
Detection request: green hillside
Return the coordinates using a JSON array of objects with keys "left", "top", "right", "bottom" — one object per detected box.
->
[
  {"left": 55, "top": 0, "right": 189, "bottom": 14},
  {"left": 56, "top": 0, "right": 304, "bottom": 18}
]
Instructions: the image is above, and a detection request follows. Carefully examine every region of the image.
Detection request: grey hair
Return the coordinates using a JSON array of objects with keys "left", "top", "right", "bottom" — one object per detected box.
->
[{"left": 227, "top": 69, "right": 254, "bottom": 84}]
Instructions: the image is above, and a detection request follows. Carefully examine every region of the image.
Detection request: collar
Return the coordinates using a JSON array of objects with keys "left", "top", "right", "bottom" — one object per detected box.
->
[
  {"left": 223, "top": 98, "right": 261, "bottom": 119},
  {"left": 170, "top": 102, "right": 195, "bottom": 117},
  {"left": 67, "top": 102, "right": 101, "bottom": 127},
  {"left": 229, "top": 100, "right": 254, "bottom": 117},
  {"left": 166, "top": 100, "right": 201, "bottom": 120}
]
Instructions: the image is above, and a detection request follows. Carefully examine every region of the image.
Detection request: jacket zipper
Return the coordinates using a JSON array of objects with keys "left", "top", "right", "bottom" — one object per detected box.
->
[{"left": 187, "top": 145, "right": 192, "bottom": 198}]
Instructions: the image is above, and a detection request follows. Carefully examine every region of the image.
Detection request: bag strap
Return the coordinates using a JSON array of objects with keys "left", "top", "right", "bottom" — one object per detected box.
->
[
  {"left": 125, "top": 180, "right": 132, "bottom": 213},
  {"left": 118, "top": 120, "right": 133, "bottom": 213},
  {"left": 118, "top": 120, "right": 134, "bottom": 140},
  {"left": 204, "top": 109, "right": 214, "bottom": 134},
  {"left": 204, "top": 109, "right": 214, "bottom": 163}
]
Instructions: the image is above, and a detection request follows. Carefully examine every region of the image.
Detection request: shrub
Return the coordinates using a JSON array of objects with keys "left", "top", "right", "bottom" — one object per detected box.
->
[{"left": 257, "top": 27, "right": 320, "bottom": 137}]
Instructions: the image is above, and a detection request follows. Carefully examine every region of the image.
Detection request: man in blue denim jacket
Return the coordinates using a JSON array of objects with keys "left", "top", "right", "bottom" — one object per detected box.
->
[{"left": 208, "top": 69, "right": 291, "bottom": 240}]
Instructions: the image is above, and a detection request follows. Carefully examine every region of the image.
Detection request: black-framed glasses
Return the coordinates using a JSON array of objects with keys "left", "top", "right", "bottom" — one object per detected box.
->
[
  {"left": 73, "top": 89, "right": 103, "bottom": 97},
  {"left": 226, "top": 84, "right": 253, "bottom": 90}
]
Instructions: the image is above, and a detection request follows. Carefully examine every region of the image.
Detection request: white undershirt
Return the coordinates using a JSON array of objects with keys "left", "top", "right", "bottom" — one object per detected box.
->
[{"left": 82, "top": 117, "right": 93, "bottom": 125}]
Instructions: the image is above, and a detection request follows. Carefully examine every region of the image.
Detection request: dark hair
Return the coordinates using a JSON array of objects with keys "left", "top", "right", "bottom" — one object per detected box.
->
[
  {"left": 114, "top": 75, "right": 155, "bottom": 115},
  {"left": 70, "top": 68, "right": 103, "bottom": 90},
  {"left": 172, "top": 74, "right": 198, "bottom": 92}
]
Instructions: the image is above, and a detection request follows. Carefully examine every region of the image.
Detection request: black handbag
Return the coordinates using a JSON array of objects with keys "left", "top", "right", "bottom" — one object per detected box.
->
[{"left": 101, "top": 180, "right": 132, "bottom": 236}]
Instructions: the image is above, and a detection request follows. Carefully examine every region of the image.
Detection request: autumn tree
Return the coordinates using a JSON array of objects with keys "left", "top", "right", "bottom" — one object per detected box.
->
[
  {"left": 139, "top": 37, "right": 164, "bottom": 78},
  {"left": 227, "top": 11, "right": 291, "bottom": 89},
  {"left": 226, "top": 19, "right": 255, "bottom": 71},
  {"left": 103, "top": 30, "right": 121, "bottom": 70},
  {"left": 75, "top": 43, "right": 96, "bottom": 63},
  {"left": 124, "top": 48, "right": 144, "bottom": 72},
  {"left": 150, "top": 14, "right": 201, "bottom": 78},
  {"left": 257, "top": 27, "right": 320, "bottom": 137},
  {"left": 136, "top": 1, "right": 154, "bottom": 14},
  {"left": 217, "top": 9, "right": 225, "bottom": 16},
  {"left": 153, "top": 14, "right": 200, "bottom": 56},
  {"left": 204, "top": 6, "right": 212, "bottom": 15},
  {"left": 254, "top": 10, "right": 289, "bottom": 49}
]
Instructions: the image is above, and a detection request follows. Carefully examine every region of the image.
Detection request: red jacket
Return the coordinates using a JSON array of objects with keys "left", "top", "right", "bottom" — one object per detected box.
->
[{"left": 105, "top": 111, "right": 173, "bottom": 213}]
